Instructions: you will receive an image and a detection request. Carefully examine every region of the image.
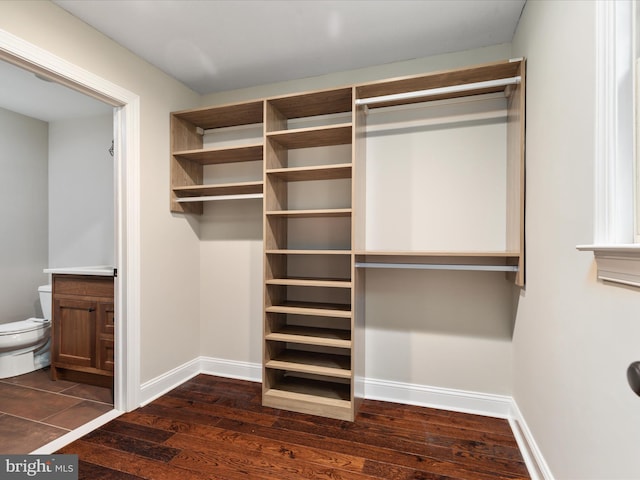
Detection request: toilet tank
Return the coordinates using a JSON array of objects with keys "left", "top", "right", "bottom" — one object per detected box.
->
[{"left": 38, "top": 285, "right": 52, "bottom": 320}]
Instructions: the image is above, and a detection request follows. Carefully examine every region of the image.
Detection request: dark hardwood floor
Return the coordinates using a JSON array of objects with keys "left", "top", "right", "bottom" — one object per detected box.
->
[{"left": 58, "top": 375, "right": 530, "bottom": 479}]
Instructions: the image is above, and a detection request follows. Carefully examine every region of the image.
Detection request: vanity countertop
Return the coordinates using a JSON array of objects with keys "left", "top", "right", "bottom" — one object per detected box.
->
[{"left": 43, "top": 265, "right": 115, "bottom": 277}]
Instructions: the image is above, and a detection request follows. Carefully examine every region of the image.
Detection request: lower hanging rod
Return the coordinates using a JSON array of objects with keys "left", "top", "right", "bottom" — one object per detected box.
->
[{"left": 355, "top": 262, "right": 518, "bottom": 272}]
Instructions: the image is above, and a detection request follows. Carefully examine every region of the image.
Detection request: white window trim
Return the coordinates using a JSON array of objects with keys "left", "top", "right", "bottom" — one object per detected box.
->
[{"left": 577, "top": 0, "right": 640, "bottom": 287}]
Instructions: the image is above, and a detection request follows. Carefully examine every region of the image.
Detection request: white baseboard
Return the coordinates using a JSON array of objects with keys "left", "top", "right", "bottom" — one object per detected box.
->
[
  {"left": 139, "top": 357, "right": 201, "bottom": 406},
  {"left": 509, "top": 402, "right": 554, "bottom": 480},
  {"left": 200, "top": 356, "right": 261, "bottom": 382},
  {"left": 138, "top": 357, "right": 551, "bottom": 479},
  {"left": 365, "top": 377, "right": 513, "bottom": 418}
]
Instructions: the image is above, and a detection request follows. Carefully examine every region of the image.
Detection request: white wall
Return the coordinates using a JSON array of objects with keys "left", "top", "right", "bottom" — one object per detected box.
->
[
  {"left": 0, "top": 0, "right": 201, "bottom": 383},
  {"left": 0, "top": 106, "right": 48, "bottom": 323},
  {"left": 198, "top": 43, "right": 518, "bottom": 396},
  {"left": 512, "top": 1, "right": 640, "bottom": 478},
  {"left": 48, "top": 113, "right": 114, "bottom": 267}
]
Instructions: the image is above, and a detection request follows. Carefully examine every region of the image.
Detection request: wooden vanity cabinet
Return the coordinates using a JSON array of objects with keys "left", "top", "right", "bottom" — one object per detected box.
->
[{"left": 50, "top": 274, "right": 114, "bottom": 387}]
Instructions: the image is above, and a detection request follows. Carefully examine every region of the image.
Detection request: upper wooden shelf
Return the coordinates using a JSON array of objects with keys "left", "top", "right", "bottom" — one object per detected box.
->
[
  {"left": 173, "top": 143, "right": 263, "bottom": 165},
  {"left": 267, "top": 87, "right": 353, "bottom": 120},
  {"left": 267, "top": 124, "right": 352, "bottom": 149},
  {"left": 266, "top": 163, "right": 352, "bottom": 182},
  {"left": 172, "top": 100, "right": 264, "bottom": 130}
]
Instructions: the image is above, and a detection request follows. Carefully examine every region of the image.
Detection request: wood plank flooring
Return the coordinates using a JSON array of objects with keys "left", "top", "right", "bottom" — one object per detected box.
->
[{"left": 58, "top": 375, "right": 530, "bottom": 479}]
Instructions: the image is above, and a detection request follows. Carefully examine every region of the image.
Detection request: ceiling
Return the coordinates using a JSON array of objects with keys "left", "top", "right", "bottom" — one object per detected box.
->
[
  {"left": 53, "top": 0, "right": 526, "bottom": 95},
  {"left": 0, "top": 1, "right": 525, "bottom": 122},
  {"left": 0, "top": 60, "right": 112, "bottom": 122}
]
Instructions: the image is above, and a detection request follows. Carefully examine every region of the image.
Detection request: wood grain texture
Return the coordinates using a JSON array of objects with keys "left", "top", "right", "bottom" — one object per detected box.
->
[{"left": 59, "top": 375, "right": 530, "bottom": 480}]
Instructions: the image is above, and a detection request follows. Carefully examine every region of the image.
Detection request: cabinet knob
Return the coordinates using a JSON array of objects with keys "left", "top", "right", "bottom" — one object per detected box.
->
[{"left": 88, "top": 307, "right": 95, "bottom": 312}]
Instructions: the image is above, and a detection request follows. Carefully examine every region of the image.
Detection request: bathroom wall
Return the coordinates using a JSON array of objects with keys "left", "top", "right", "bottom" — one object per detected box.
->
[
  {"left": 0, "top": 106, "right": 48, "bottom": 323},
  {"left": 48, "top": 113, "right": 114, "bottom": 268}
]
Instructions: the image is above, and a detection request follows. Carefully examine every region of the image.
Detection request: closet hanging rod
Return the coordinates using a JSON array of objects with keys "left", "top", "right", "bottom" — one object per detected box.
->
[
  {"left": 355, "top": 262, "right": 518, "bottom": 272},
  {"left": 355, "top": 76, "right": 521, "bottom": 107}
]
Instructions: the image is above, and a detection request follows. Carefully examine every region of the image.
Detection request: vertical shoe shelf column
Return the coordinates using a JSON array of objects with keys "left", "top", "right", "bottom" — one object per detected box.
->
[{"left": 262, "top": 87, "right": 362, "bottom": 421}]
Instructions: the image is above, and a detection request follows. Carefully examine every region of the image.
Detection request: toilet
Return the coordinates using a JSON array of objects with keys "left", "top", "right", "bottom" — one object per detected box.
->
[{"left": 0, "top": 285, "right": 52, "bottom": 379}]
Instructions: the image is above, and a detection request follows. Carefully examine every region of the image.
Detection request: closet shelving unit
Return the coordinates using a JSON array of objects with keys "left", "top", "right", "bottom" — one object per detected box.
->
[
  {"left": 353, "top": 59, "right": 526, "bottom": 286},
  {"left": 169, "top": 58, "right": 526, "bottom": 421},
  {"left": 262, "top": 86, "right": 361, "bottom": 421},
  {"left": 170, "top": 100, "right": 265, "bottom": 214}
]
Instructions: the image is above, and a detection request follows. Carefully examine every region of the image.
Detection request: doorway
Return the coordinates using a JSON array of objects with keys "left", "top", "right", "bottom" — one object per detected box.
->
[{"left": 0, "top": 29, "right": 140, "bottom": 452}]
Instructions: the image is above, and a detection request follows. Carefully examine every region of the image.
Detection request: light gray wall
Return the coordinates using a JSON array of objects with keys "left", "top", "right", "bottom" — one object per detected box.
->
[
  {"left": 513, "top": 1, "right": 640, "bottom": 478},
  {"left": 0, "top": 106, "right": 48, "bottom": 323},
  {"left": 48, "top": 113, "right": 114, "bottom": 267}
]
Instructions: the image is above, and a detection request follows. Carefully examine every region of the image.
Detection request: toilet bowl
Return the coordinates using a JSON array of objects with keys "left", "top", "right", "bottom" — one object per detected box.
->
[{"left": 0, "top": 285, "right": 51, "bottom": 379}]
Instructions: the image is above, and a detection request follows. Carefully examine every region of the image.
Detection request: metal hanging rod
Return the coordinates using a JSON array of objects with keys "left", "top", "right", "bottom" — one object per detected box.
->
[
  {"left": 355, "top": 76, "right": 521, "bottom": 108},
  {"left": 355, "top": 262, "right": 518, "bottom": 272}
]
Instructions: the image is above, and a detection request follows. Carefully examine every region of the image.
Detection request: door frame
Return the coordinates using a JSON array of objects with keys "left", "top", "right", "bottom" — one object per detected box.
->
[{"left": 0, "top": 29, "right": 141, "bottom": 412}]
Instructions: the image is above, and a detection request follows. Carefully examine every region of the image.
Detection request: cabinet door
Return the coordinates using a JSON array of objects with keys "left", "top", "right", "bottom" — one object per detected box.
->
[
  {"left": 52, "top": 298, "right": 97, "bottom": 369},
  {"left": 96, "top": 302, "right": 115, "bottom": 373}
]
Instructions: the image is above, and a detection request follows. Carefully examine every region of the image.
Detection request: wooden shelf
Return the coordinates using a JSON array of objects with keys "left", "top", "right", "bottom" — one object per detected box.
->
[
  {"left": 263, "top": 376, "right": 352, "bottom": 421},
  {"left": 266, "top": 301, "right": 352, "bottom": 318},
  {"left": 266, "top": 325, "right": 351, "bottom": 348},
  {"left": 172, "top": 100, "right": 264, "bottom": 130},
  {"left": 266, "top": 249, "right": 351, "bottom": 256},
  {"left": 266, "top": 163, "right": 352, "bottom": 182},
  {"left": 266, "top": 350, "right": 351, "bottom": 379},
  {"left": 170, "top": 100, "right": 265, "bottom": 214},
  {"left": 354, "top": 251, "right": 520, "bottom": 272},
  {"left": 266, "top": 277, "right": 351, "bottom": 288},
  {"left": 173, "top": 143, "right": 263, "bottom": 165},
  {"left": 355, "top": 250, "right": 520, "bottom": 257},
  {"left": 173, "top": 181, "right": 263, "bottom": 198},
  {"left": 266, "top": 209, "right": 352, "bottom": 218},
  {"left": 267, "top": 87, "right": 353, "bottom": 120},
  {"left": 267, "top": 124, "right": 352, "bottom": 149}
]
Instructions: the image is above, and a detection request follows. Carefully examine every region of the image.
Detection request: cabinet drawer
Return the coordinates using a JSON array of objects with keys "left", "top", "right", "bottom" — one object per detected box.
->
[
  {"left": 53, "top": 275, "right": 114, "bottom": 298},
  {"left": 99, "top": 302, "right": 115, "bottom": 335}
]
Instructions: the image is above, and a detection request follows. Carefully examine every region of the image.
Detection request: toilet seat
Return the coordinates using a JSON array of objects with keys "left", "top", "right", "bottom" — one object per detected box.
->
[{"left": 0, "top": 318, "right": 49, "bottom": 336}]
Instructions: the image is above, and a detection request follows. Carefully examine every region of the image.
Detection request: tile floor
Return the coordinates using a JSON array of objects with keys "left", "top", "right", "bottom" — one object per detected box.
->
[{"left": 0, "top": 368, "right": 113, "bottom": 454}]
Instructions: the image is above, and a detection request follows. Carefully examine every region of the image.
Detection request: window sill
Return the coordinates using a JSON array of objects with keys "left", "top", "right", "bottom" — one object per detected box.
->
[{"left": 577, "top": 244, "right": 640, "bottom": 288}]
